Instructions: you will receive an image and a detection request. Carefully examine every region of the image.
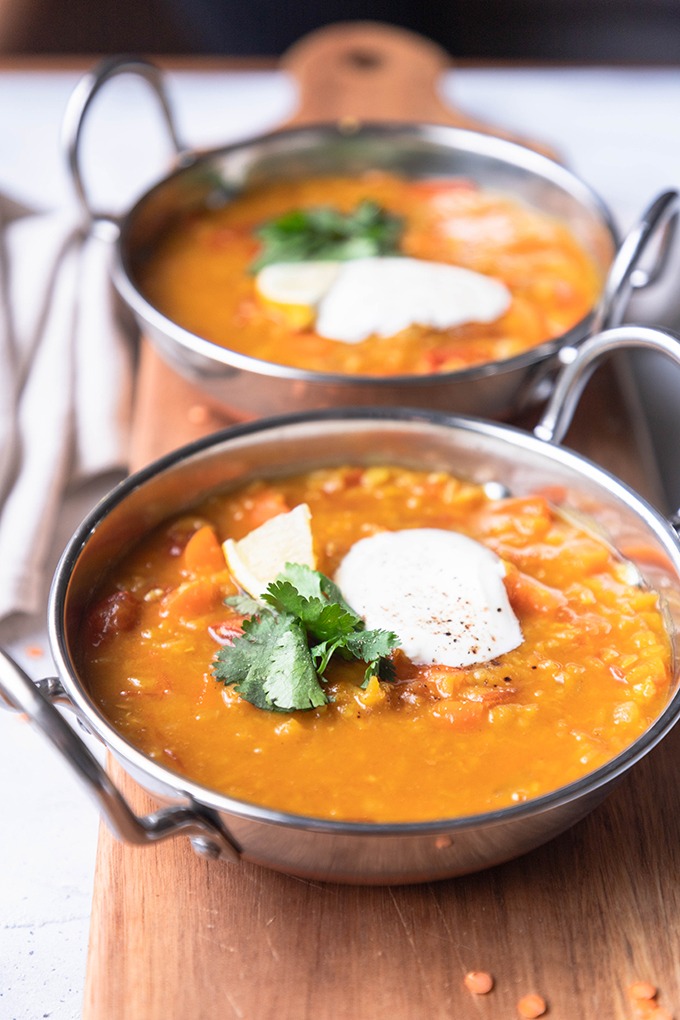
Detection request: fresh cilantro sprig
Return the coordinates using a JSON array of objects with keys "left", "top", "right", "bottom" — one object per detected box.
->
[
  {"left": 250, "top": 200, "right": 404, "bottom": 273},
  {"left": 213, "top": 563, "right": 399, "bottom": 712}
]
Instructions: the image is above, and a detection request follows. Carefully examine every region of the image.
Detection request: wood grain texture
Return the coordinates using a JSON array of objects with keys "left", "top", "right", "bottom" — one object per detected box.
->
[
  {"left": 83, "top": 24, "right": 678, "bottom": 1020},
  {"left": 84, "top": 356, "right": 680, "bottom": 1020},
  {"left": 85, "top": 616, "right": 680, "bottom": 1019}
]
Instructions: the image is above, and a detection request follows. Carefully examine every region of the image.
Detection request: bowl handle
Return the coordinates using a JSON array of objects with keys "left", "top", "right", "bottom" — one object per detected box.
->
[
  {"left": 0, "top": 647, "right": 240, "bottom": 862},
  {"left": 592, "top": 189, "right": 679, "bottom": 331},
  {"left": 62, "top": 56, "right": 189, "bottom": 233},
  {"left": 535, "top": 324, "right": 680, "bottom": 447}
]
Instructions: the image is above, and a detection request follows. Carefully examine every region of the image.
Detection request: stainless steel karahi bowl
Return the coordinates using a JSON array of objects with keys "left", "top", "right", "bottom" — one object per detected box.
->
[
  {"left": 2, "top": 325, "right": 680, "bottom": 885},
  {"left": 64, "top": 57, "right": 679, "bottom": 420}
]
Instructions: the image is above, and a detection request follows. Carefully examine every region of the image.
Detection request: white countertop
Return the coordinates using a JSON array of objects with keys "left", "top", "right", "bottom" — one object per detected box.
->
[{"left": 0, "top": 60, "right": 679, "bottom": 1020}]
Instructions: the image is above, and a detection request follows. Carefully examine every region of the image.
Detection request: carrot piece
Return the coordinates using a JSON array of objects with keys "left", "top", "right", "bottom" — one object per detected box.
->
[
  {"left": 243, "top": 489, "right": 290, "bottom": 530},
  {"left": 488, "top": 494, "right": 552, "bottom": 519},
  {"left": 432, "top": 699, "right": 485, "bottom": 730},
  {"left": 478, "top": 495, "right": 553, "bottom": 540},
  {"left": 503, "top": 562, "right": 567, "bottom": 615},
  {"left": 163, "top": 578, "right": 222, "bottom": 621},
  {"left": 183, "top": 524, "right": 225, "bottom": 574},
  {"left": 464, "top": 684, "right": 519, "bottom": 707}
]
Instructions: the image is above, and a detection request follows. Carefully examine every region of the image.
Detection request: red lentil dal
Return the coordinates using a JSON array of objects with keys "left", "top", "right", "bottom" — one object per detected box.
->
[
  {"left": 137, "top": 173, "right": 602, "bottom": 376},
  {"left": 78, "top": 464, "right": 672, "bottom": 823}
]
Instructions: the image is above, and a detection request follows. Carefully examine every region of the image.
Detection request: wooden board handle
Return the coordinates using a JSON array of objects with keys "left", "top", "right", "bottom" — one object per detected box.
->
[
  {"left": 283, "top": 20, "right": 456, "bottom": 125},
  {"left": 282, "top": 20, "right": 557, "bottom": 157}
]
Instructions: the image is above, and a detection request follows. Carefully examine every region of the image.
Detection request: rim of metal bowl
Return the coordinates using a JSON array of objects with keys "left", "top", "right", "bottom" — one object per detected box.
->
[
  {"left": 49, "top": 407, "right": 680, "bottom": 838},
  {"left": 113, "top": 121, "right": 618, "bottom": 390}
]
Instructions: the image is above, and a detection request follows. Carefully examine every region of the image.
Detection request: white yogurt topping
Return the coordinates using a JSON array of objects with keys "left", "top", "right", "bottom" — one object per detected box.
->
[
  {"left": 255, "top": 256, "right": 511, "bottom": 344},
  {"left": 334, "top": 529, "right": 523, "bottom": 667},
  {"left": 315, "top": 256, "right": 511, "bottom": 344}
]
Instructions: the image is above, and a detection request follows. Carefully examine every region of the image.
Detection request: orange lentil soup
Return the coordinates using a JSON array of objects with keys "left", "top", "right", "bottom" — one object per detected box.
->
[
  {"left": 78, "top": 466, "right": 672, "bottom": 823},
  {"left": 137, "top": 173, "right": 602, "bottom": 376}
]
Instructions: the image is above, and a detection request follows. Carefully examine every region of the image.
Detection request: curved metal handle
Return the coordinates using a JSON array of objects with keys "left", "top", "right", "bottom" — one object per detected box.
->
[
  {"left": 62, "top": 55, "right": 188, "bottom": 230},
  {"left": 592, "top": 189, "right": 679, "bottom": 332},
  {"left": 535, "top": 324, "right": 680, "bottom": 445},
  {"left": 0, "top": 648, "right": 239, "bottom": 861}
]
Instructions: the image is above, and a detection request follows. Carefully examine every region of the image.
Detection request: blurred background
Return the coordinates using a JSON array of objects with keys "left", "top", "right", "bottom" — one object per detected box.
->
[{"left": 0, "top": 0, "right": 678, "bottom": 62}]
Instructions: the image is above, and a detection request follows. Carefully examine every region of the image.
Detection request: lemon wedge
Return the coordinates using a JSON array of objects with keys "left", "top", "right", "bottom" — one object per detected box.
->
[
  {"left": 255, "top": 261, "right": 341, "bottom": 329},
  {"left": 223, "top": 503, "right": 316, "bottom": 598}
]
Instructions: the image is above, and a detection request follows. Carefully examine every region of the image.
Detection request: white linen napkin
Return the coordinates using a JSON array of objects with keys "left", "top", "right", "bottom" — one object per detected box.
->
[{"left": 0, "top": 195, "right": 135, "bottom": 620}]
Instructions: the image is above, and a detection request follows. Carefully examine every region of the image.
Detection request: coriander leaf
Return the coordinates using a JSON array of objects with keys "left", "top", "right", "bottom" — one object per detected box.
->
[
  {"left": 344, "top": 628, "right": 401, "bottom": 663},
  {"left": 344, "top": 630, "right": 400, "bottom": 686},
  {"left": 259, "top": 208, "right": 309, "bottom": 235},
  {"left": 310, "top": 637, "right": 346, "bottom": 675},
  {"left": 250, "top": 201, "right": 404, "bottom": 272},
  {"left": 213, "top": 612, "right": 280, "bottom": 710},
  {"left": 214, "top": 610, "right": 327, "bottom": 711},
  {"left": 360, "top": 651, "right": 398, "bottom": 686},
  {"left": 264, "top": 578, "right": 359, "bottom": 642},
  {"left": 310, "top": 614, "right": 398, "bottom": 685},
  {"left": 273, "top": 562, "right": 357, "bottom": 617},
  {"left": 226, "top": 592, "right": 263, "bottom": 617},
  {"left": 213, "top": 563, "right": 400, "bottom": 712},
  {"left": 261, "top": 619, "right": 328, "bottom": 711}
]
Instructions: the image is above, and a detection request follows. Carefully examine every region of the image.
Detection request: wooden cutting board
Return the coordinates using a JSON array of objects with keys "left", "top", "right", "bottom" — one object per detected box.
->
[{"left": 83, "top": 25, "right": 679, "bottom": 1020}]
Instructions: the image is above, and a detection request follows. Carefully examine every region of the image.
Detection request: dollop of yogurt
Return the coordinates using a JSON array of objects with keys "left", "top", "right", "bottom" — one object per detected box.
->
[
  {"left": 315, "top": 256, "right": 511, "bottom": 343},
  {"left": 334, "top": 529, "right": 522, "bottom": 667},
  {"left": 255, "top": 256, "right": 511, "bottom": 344}
]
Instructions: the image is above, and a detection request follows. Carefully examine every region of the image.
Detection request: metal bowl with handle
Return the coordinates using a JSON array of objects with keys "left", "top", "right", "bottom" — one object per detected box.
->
[
  {"left": 63, "top": 48, "right": 678, "bottom": 420},
  {"left": 2, "top": 324, "right": 680, "bottom": 885}
]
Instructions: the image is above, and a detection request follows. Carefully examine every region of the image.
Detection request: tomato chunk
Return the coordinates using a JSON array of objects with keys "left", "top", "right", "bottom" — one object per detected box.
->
[{"left": 86, "top": 590, "right": 141, "bottom": 646}]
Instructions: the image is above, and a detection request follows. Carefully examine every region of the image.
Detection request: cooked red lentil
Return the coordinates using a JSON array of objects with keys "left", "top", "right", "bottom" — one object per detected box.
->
[
  {"left": 78, "top": 465, "right": 672, "bottom": 823},
  {"left": 136, "top": 173, "right": 602, "bottom": 376}
]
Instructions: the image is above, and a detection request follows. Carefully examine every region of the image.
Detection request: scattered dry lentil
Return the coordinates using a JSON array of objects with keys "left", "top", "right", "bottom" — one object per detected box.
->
[
  {"left": 463, "top": 971, "right": 494, "bottom": 995},
  {"left": 517, "top": 992, "right": 547, "bottom": 1018},
  {"left": 628, "top": 982, "right": 657, "bottom": 1001},
  {"left": 187, "top": 404, "right": 209, "bottom": 425}
]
